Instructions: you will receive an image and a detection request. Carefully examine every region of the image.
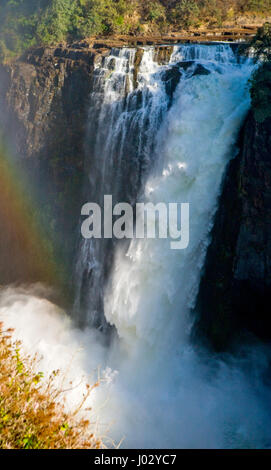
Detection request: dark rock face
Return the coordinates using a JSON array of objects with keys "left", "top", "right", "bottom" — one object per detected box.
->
[
  {"left": 154, "top": 46, "right": 174, "bottom": 65},
  {"left": 0, "top": 42, "right": 180, "bottom": 296},
  {"left": 176, "top": 61, "right": 195, "bottom": 71},
  {"left": 176, "top": 61, "right": 210, "bottom": 76},
  {"left": 133, "top": 48, "right": 144, "bottom": 89},
  {"left": 192, "top": 64, "right": 211, "bottom": 76},
  {"left": 194, "top": 112, "right": 271, "bottom": 351},
  {"left": 161, "top": 66, "right": 182, "bottom": 105},
  {"left": 0, "top": 46, "right": 105, "bottom": 289}
]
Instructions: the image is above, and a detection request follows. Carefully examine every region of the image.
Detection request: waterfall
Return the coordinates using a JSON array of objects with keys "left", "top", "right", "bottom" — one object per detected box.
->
[
  {"left": 70, "top": 45, "right": 271, "bottom": 447},
  {"left": 105, "top": 45, "right": 254, "bottom": 350},
  {"left": 1, "top": 43, "right": 271, "bottom": 449},
  {"left": 75, "top": 44, "right": 253, "bottom": 338},
  {"left": 74, "top": 46, "right": 181, "bottom": 329}
]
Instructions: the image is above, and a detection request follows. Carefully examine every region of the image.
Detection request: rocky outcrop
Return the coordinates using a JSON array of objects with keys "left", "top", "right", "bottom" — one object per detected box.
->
[
  {"left": 194, "top": 112, "right": 271, "bottom": 351},
  {"left": 89, "top": 26, "right": 258, "bottom": 47}
]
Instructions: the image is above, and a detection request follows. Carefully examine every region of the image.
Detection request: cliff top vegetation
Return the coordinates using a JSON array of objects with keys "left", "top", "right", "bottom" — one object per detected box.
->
[
  {"left": 246, "top": 22, "right": 271, "bottom": 123},
  {"left": 0, "top": 0, "right": 271, "bottom": 60}
]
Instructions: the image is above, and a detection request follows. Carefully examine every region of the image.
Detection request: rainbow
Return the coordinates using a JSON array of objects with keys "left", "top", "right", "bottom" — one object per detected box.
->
[{"left": 0, "top": 136, "right": 63, "bottom": 288}]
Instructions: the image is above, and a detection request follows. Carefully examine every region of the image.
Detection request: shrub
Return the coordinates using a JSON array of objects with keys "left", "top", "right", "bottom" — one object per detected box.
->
[
  {"left": 246, "top": 0, "right": 271, "bottom": 14},
  {"left": 36, "top": 0, "right": 75, "bottom": 45},
  {"left": 249, "top": 22, "right": 271, "bottom": 62},
  {"left": 0, "top": 321, "right": 101, "bottom": 449},
  {"left": 170, "top": 0, "right": 200, "bottom": 28},
  {"left": 146, "top": 1, "right": 166, "bottom": 22}
]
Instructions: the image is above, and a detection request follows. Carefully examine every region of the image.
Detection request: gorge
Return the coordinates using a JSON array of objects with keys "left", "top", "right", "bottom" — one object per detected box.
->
[{"left": 0, "top": 41, "right": 271, "bottom": 448}]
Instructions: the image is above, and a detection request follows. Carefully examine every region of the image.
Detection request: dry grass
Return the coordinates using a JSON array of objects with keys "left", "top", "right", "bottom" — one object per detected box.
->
[{"left": 0, "top": 321, "right": 101, "bottom": 449}]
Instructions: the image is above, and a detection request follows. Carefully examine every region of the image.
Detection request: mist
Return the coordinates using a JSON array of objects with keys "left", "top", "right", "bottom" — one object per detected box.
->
[{"left": 0, "top": 285, "right": 270, "bottom": 449}]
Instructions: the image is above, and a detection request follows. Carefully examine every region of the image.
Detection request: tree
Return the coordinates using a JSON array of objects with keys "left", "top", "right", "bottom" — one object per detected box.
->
[
  {"left": 170, "top": 0, "right": 200, "bottom": 28},
  {"left": 249, "top": 22, "right": 271, "bottom": 62},
  {"left": 36, "top": 0, "right": 75, "bottom": 45}
]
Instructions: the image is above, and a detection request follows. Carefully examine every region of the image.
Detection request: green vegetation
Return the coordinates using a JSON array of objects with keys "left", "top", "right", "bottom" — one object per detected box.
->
[
  {"left": 249, "top": 21, "right": 271, "bottom": 62},
  {"left": 248, "top": 23, "right": 271, "bottom": 122},
  {"left": 0, "top": 0, "right": 271, "bottom": 60},
  {"left": 0, "top": 321, "right": 101, "bottom": 449}
]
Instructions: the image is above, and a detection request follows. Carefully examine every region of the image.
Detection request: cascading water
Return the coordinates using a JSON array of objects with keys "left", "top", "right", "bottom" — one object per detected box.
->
[
  {"left": 1, "top": 43, "right": 271, "bottom": 449},
  {"left": 104, "top": 44, "right": 253, "bottom": 348},
  {"left": 72, "top": 44, "right": 271, "bottom": 447},
  {"left": 74, "top": 46, "right": 181, "bottom": 329},
  {"left": 75, "top": 43, "right": 253, "bottom": 339}
]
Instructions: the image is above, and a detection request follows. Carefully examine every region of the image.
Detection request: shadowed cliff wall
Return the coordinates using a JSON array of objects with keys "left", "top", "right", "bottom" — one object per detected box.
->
[
  {"left": 0, "top": 45, "right": 104, "bottom": 289},
  {"left": 194, "top": 111, "right": 271, "bottom": 350}
]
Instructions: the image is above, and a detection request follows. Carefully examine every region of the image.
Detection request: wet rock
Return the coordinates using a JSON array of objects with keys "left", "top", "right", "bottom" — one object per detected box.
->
[
  {"left": 192, "top": 64, "right": 211, "bottom": 76},
  {"left": 161, "top": 66, "right": 182, "bottom": 104},
  {"left": 194, "top": 112, "right": 271, "bottom": 351},
  {"left": 176, "top": 61, "right": 194, "bottom": 71},
  {"left": 154, "top": 46, "right": 174, "bottom": 65},
  {"left": 0, "top": 45, "right": 99, "bottom": 288},
  {"left": 133, "top": 48, "right": 144, "bottom": 89},
  {"left": 107, "top": 57, "right": 116, "bottom": 70},
  {"left": 176, "top": 62, "right": 210, "bottom": 75}
]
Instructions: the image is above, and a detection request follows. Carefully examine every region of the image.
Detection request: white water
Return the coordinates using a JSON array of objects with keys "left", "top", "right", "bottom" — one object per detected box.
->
[
  {"left": 104, "top": 46, "right": 253, "bottom": 348},
  {"left": 1, "top": 45, "right": 271, "bottom": 449},
  {"left": 74, "top": 47, "right": 172, "bottom": 327},
  {"left": 1, "top": 285, "right": 271, "bottom": 448}
]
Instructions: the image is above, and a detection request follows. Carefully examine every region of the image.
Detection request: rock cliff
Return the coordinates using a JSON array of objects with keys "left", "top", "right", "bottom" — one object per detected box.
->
[
  {"left": 0, "top": 45, "right": 106, "bottom": 288},
  {"left": 194, "top": 112, "right": 271, "bottom": 350}
]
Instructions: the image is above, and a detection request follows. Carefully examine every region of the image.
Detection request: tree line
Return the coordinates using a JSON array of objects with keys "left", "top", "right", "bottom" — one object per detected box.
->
[{"left": 0, "top": 0, "right": 271, "bottom": 60}]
